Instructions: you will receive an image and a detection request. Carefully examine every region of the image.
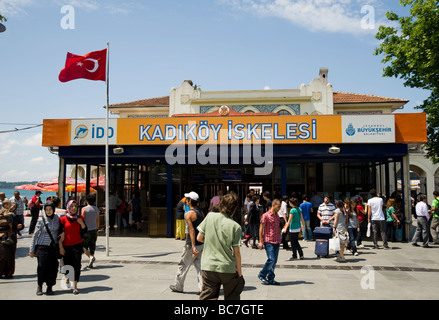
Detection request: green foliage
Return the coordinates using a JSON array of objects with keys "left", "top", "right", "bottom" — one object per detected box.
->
[{"left": 374, "top": 0, "right": 439, "bottom": 162}]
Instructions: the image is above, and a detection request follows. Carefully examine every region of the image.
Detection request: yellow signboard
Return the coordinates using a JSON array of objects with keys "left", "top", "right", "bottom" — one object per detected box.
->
[{"left": 117, "top": 115, "right": 342, "bottom": 145}]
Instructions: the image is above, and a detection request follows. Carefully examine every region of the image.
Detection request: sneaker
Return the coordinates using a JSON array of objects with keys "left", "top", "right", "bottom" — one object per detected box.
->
[
  {"left": 88, "top": 256, "right": 96, "bottom": 268},
  {"left": 36, "top": 286, "right": 43, "bottom": 296},
  {"left": 258, "top": 275, "right": 269, "bottom": 285},
  {"left": 353, "top": 252, "right": 359, "bottom": 256},
  {"left": 358, "top": 244, "right": 365, "bottom": 248},
  {"left": 169, "top": 285, "right": 183, "bottom": 293},
  {"left": 268, "top": 279, "right": 280, "bottom": 285},
  {"left": 299, "top": 256, "right": 304, "bottom": 260},
  {"left": 383, "top": 246, "right": 391, "bottom": 250}
]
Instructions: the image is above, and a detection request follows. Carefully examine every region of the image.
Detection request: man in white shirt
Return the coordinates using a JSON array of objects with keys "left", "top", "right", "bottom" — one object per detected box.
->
[
  {"left": 412, "top": 194, "right": 431, "bottom": 248},
  {"left": 10, "top": 191, "right": 25, "bottom": 235},
  {"left": 367, "top": 189, "right": 390, "bottom": 249},
  {"left": 317, "top": 195, "right": 336, "bottom": 227}
]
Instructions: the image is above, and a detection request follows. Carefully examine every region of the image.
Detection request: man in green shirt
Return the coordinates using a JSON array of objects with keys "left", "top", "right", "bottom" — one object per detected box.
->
[
  {"left": 430, "top": 191, "right": 439, "bottom": 244},
  {"left": 197, "top": 191, "right": 244, "bottom": 300}
]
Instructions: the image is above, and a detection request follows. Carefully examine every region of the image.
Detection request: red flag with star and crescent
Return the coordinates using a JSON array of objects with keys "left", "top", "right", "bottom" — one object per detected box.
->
[{"left": 59, "top": 49, "right": 107, "bottom": 82}]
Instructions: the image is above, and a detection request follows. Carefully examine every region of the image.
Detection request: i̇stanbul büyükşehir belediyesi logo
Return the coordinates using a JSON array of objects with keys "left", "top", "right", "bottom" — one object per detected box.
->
[
  {"left": 346, "top": 122, "right": 393, "bottom": 137},
  {"left": 346, "top": 123, "right": 355, "bottom": 136},
  {"left": 74, "top": 124, "right": 88, "bottom": 139}
]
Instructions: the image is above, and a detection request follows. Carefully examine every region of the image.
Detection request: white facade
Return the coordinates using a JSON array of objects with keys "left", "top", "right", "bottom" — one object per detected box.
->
[{"left": 110, "top": 68, "right": 434, "bottom": 203}]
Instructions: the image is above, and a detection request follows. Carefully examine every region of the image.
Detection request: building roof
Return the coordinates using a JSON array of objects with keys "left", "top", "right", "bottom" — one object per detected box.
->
[
  {"left": 110, "top": 96, "right": 170, "bottom": 108},
  {"left": 333, "top": 91, "right": 408, "bottom": 104},
  {"left": 110, "top": 92, "right": 409, "bottom": 108}
]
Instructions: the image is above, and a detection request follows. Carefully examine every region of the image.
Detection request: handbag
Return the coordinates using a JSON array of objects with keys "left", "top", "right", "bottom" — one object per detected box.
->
[
  {"left": 366, "top": 222, "right": 371, "bottom": 237},
  {"left": 329, "top": 236, "right": 340, "bottom": 251},
  {"left": 337, "top": 229, "right": 349, "bottom": 243},
  {"left": 42, "top": 215, "right": 63, "bottom": 259}
]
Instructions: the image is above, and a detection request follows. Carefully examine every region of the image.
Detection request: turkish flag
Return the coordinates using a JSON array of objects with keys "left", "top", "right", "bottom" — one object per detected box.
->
[{"left": 59, "top": 49, "right": 107, "bottom": 82}]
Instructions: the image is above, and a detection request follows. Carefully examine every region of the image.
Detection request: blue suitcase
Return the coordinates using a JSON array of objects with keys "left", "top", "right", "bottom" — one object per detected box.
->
[
  {"left": 315, "top": 239, "right": 329, "bottom": 257},
  {"left": 313, "top": 227, "right": 332, "bottom": 239},
  {"left": 313, "top": 227, "right": 332, "bottom": 257}
]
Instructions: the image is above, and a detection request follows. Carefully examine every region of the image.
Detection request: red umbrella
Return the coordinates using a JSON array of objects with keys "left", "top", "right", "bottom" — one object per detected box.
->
[
  {"left": 90, "top": 176, "right": 106, "bottom": 188},
  {"left": 15, "top": 184, "right": 44, "bottom": 191},
  {"left": 35, "top": 176, "right": 79, "bottom": 189}
]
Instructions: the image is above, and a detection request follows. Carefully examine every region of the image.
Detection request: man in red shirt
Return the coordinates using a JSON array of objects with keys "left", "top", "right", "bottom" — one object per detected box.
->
[{"left": 258, "top": 199, "right": 282, "bottom": 285}]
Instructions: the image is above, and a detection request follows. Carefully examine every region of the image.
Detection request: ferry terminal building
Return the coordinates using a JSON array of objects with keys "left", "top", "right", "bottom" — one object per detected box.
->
[{"left": 42, "top": 68, "right": 427, "bottom": 238}]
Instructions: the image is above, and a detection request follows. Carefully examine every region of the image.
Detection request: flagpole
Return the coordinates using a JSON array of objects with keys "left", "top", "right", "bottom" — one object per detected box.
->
[{"left": 105, "top": 42, "right": 110, "bottom": 256}]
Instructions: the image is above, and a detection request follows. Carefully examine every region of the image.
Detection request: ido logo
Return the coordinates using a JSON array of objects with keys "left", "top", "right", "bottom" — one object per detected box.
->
[{"left": 74, "top": 124, "right": 89, "bottom": 139}]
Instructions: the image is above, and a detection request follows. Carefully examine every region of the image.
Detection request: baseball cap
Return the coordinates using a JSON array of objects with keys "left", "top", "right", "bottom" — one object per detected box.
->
[{"left": 184, "top": 191, "right": 199, "bottom": 201}]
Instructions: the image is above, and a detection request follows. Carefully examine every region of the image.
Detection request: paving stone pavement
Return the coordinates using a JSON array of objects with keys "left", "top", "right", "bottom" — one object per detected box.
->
[{"left": 2, "top": 217, "right": 439, "bottom": 302}]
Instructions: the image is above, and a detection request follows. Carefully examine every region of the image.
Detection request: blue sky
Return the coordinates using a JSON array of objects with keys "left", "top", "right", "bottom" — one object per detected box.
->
[{"left": 0, "top": 0, "right": 431, "bottom": 182}]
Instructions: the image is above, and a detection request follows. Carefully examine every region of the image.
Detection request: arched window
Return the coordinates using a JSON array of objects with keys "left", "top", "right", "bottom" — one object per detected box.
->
[{"left": 277, "top": 110, "right": 291, "bottom": 115}]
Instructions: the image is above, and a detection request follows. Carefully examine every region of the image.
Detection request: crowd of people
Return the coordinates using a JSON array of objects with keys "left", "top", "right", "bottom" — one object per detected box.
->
[
  {"left": 0, "top": 190, "right": 100, "bottom": 295},
  {"left": 1, "top": 185, "right": 439, "bottom": 299}
]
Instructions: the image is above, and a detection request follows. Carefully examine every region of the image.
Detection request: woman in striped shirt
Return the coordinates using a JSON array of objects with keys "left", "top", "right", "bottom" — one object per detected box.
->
[{"left": 29, "top": 202, "right": 61, "bottom": 296}]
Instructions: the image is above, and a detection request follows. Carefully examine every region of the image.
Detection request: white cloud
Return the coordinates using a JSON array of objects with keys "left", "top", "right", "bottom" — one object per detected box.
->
[
  {"left": 21, "top": 133, "right": 42, "bottom": 147},
  {"left": 0, "top": 0, "right": 35, "bottom": 16},
  {"left": 0, "top": 131, "right": 59, "bottom": 181},
  {"left": 220, "top": 0, "right": 383, "bottom": 34},
  {"left": 0, "top": 0, "right": 133, "bottom": 17},
  {"left": 29, "top": 156, "right": 45, "bottom": 164},
  {"left": 2, "top": 169, "right": 31, "bottom": 180}
]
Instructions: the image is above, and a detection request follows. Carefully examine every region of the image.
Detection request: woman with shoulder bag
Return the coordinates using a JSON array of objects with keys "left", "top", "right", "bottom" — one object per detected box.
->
[
  {"left": 29, "top": 202, "right": 61, "bottom": 296},
  {"left": 59, "top": 200, "right": 87, "bottom": 295}
]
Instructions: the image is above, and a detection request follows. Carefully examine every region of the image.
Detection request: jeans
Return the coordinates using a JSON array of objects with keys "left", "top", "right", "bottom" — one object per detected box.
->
[
  {"left": 347, "top": 227, "right": 358, "bottom": 253},
  {"left": 386, "top": 221, "right": 396, "bottom": 242},
  {"left": 258, "top": 243, "right": 279, "bottom": 281},
  {"left": 302, "top": 220, "right": 313, "bottom": 240},
  {"left": 372, "top": 220, "right": 388, "bottom": 247}
]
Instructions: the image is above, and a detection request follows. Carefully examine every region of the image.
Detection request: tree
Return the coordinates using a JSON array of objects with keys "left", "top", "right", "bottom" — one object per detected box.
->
[{"left": 374, "top": 0, "right": 439, "bottom": 162}]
